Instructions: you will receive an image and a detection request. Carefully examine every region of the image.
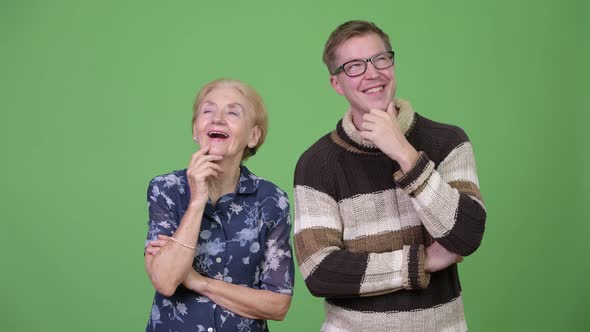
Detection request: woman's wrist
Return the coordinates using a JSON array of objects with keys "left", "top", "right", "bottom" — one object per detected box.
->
[
  {"left": 187, "top": 199, "right": 207, "bottom": 211},
  {"left": 185, "top": 271, "right": 210, "bottom": 294}
]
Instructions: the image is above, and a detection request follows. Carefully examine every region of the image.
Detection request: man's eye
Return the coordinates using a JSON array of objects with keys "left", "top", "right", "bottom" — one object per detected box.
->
[{"left": 346, "top": 62, "right": 362, "bottom": 70}]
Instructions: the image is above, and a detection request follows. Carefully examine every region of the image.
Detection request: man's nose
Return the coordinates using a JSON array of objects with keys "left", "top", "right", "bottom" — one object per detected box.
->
[{"left": 364, "top": 61, "right": 380, "bottom": 78}]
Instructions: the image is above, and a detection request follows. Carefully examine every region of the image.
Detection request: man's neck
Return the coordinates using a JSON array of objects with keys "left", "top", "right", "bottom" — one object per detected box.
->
[{"left": 350, "top": 108, "right": 367, "bottom": 131}]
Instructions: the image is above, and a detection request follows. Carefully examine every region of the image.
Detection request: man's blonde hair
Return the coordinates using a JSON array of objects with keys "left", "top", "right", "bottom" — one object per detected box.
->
[{"left": 323, "top": 20, "right": 392, "bottom": 74}]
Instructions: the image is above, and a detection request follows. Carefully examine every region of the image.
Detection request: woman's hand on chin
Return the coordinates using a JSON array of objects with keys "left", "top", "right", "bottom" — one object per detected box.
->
[{"left": 186, "top": 145, "right": 224, "bottom": 207}]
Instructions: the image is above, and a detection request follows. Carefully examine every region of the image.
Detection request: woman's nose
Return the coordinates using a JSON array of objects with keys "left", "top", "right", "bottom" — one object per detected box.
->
[{"left": 212, "top": 110, "right": 225, "bottom": 123}]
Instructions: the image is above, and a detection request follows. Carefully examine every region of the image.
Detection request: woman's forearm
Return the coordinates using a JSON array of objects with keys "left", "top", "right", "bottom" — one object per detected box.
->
[
  {"left": 146, "top": 203, "right": 205, "bottom": 296},
  {"left": 184, "top": 270, "right": 291, "bottom": 321}
]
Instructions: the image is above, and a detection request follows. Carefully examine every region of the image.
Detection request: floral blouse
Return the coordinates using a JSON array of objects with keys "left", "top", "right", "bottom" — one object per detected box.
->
[{"left": 145, "top": 166, "right": 294, "bottom": 332}]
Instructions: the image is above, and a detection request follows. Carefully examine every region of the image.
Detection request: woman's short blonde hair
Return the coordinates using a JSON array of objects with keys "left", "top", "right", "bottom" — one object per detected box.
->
[{"left": 192, "top": 78, "right": 268, "bottom": 161}]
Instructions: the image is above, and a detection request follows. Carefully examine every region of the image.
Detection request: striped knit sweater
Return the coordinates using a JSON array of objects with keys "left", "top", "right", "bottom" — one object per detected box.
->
[{"left": 293, "top": 99, "right": 486, "bottom": 332}]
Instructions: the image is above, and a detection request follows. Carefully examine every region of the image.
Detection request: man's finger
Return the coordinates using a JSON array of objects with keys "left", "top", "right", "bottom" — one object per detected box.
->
[{"left": 386, "top": 101, "right": 396, "bottom": 116}]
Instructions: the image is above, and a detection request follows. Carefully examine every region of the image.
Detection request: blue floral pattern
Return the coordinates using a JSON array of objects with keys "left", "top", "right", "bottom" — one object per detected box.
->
[{"left": 145, "top": 166, "right": 294, "bottom": 332}]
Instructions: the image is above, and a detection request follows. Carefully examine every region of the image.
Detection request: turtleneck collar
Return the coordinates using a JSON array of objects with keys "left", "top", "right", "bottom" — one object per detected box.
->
[{"left": 332, "top": 98, "right": 416, "bottom": 154}]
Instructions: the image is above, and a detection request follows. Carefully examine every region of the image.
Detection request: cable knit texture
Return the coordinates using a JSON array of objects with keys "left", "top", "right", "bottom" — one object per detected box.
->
[{"left": 294, "top": 98, "right": 486, "bottom": 332}]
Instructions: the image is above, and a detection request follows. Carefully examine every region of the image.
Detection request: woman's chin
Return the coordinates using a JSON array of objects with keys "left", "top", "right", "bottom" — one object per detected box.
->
[
  {"left": 208, "top": 147, "right": 242, "bottom": 160},
  {"left": 208, "top": 148, "right": 226, "bottom": 157}
]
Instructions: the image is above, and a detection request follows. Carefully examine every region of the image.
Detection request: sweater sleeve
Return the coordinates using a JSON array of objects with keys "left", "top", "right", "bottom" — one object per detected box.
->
[
  {"left": 293, "top": 152, "right": 429, "bottom": 298},
  {"left": 394, "top": 141, "right": 486, "bottom": 256}
]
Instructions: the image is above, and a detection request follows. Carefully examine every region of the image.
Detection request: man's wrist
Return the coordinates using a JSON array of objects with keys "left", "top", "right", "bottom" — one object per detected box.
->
[{"left": 396, "top": 145, "right": 419, "bottom": 173}]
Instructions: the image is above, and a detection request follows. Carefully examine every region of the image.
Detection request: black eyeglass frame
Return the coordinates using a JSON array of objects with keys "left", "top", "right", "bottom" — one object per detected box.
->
[{"left": 332, "top": 50, "right": 395, "bottom": 77}]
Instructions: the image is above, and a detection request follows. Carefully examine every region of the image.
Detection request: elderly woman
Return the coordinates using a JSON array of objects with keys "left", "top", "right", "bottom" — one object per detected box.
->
[{"left": 144, "top": 79, "right": 294, "bottom": 332}]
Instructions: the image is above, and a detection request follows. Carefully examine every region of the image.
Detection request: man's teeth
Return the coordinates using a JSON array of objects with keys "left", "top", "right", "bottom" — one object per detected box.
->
[{"left": 365, "top": 86, "right": 383, "bottom": 94}]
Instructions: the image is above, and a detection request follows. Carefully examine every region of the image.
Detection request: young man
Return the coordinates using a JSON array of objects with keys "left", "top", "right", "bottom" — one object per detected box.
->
[{"left": 294, "top": 21, "right": 486, "bottom": 331}]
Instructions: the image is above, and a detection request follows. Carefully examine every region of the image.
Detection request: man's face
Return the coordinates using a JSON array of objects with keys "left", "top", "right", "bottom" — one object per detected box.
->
[{"left": 330, "top": 33, "right": 396, "bottom": 119}]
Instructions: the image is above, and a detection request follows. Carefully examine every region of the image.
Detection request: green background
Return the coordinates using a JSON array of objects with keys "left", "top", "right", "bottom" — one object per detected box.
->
[{"left": 1, "top": 0, "right": 588, "bottom": 331}]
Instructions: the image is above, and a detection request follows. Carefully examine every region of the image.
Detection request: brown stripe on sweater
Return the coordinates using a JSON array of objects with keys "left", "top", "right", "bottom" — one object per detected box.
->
[
  {"left": 294, "top": 227, "right": 342, "bottom": 263},
  {"left": 408, "top": 245, "right": 422, "bottom": 289},
  {"left": 410, "top": 175, "right": 430, "bottom": 197},
  {"left": 343, "top": 226, "right": 426, "bottom": 253},
  {"left": 449, "top": 179, "right": 483, "bottom": 202},
  {"left": 330, "top": 131, "right": 381, "bottom": 155}
]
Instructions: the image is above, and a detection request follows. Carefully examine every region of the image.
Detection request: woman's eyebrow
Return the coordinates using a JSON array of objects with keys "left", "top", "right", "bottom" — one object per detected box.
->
[
  {"left": 226, "top": 102, "right": 244, "bottom": 110},
  {"left": 201, "top": 101, "right": 217, "bottom": 107}
]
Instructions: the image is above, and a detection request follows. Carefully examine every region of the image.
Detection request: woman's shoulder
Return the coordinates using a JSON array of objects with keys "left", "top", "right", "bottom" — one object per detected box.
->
[
  {"left": 241, "top": 167, "right": 287, "bottom": 197},
  {"left": 147, "top": 169, "right": 189, "bottom": 195}
]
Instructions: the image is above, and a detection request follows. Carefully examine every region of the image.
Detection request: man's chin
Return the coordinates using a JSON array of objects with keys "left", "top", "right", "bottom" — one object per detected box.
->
[{"left": 365, "top": 101, "right": 390, "bottom": 112}]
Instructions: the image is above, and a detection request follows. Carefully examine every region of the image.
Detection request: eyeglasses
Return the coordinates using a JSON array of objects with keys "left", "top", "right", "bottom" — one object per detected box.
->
[{"left": 332, "top": 51, "right": 395, "bottom": 77}]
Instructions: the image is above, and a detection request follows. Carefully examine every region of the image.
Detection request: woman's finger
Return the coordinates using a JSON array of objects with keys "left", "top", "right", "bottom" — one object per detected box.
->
[
  {"left": 145, "top": 247, "right": 160, "bottom": 255},
  {"left": 191, "top": 154, "right": 224, "bottom": 169},
  {"left": 203, "top": 161, "right": 224, "bottom": 174},
  {"left": 202, "top": 168, "right": 221, "bottom": 179},
  {"left": 190, "top": 160, "right": 225, "bottom": 179},
  {"left": 189, "top": 145, "right": 210, "bottom": 167},
  {"left": 149, "top": 240, "right": 167, "bottom": 248}
]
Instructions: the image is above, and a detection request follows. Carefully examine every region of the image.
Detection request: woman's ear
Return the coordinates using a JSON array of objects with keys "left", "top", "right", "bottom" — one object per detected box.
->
[
  {"left": 192, "top": 122, "right": 199, "bottom": 143},
  {"left": 248, "top": 125, "right": 262, "bottom": 149}
]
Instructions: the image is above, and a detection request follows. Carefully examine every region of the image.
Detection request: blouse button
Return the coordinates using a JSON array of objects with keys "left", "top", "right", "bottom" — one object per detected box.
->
[
  {"left": 215, "top": 257, "right": 222, "bottom": 263},
  {"left": 207, "top": 328, "right": 214, "bottom": 332}
]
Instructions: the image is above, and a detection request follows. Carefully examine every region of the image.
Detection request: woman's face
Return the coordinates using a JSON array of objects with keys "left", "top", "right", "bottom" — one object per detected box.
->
[{"left": 193, "top": 87, "right": 260, "bottom": 160}]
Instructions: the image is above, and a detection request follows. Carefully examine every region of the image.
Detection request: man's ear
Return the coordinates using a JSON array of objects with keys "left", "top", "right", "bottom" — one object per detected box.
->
[{"left": 330, "top": 75, "right": 345, "bottom": 96}]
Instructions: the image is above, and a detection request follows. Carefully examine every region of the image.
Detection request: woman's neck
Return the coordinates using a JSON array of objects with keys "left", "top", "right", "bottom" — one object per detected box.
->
[{"left": 207, "top": 157, "right": 241, "bottom": 205}]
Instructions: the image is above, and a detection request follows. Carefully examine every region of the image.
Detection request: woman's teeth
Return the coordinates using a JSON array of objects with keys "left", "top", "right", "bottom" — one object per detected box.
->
[{"left": 208, "top": 131, "right": 229, "bottom": 138}]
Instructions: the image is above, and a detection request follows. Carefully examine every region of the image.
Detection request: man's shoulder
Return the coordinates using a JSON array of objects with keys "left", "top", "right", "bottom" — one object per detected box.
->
[
  {"left": 296, "top": 132, "right": 338, "bottom": 168},
  {"left": 294, "top": 131, "right": 342, "bottom": 189},
  {"left": 414, "top": 113, "right": 469, "bottom": 143},
  {"left": 412, "top": 114, "right": 473, "bottom": 163},
  {"left": 413, "top": 114, "right": 472, "bottom": 155}
]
